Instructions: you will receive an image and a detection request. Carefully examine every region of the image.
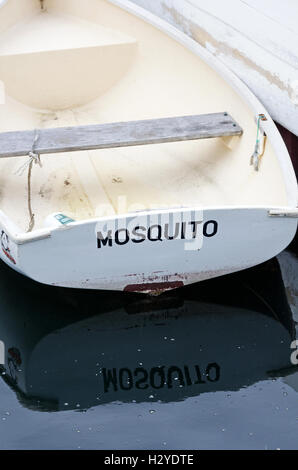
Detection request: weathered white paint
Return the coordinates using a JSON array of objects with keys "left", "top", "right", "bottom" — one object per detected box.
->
[
  {"left": 0, "top": 0, "right": 296, "bottom": 293},
  {"left": 132, "top": 0, "right": 298, "bottom": 137}
]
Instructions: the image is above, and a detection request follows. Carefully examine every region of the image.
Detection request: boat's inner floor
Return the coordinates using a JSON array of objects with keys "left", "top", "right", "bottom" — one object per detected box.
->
[
  {"left": 0, "top": 108, "right": 288, "bottom": 233},
  {"left": 0, "top": 2, "right": 289, "bottom": 232}
]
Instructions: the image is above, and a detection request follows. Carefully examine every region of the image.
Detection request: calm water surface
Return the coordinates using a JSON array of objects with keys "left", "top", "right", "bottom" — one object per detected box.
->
[{"left": 0, "top": 245, "right": 297, "bottom": 450}]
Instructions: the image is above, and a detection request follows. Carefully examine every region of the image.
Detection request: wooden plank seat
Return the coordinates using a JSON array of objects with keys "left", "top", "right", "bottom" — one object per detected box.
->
[{"left": 0, "top": 112, "right": 243, "bottom": 159}]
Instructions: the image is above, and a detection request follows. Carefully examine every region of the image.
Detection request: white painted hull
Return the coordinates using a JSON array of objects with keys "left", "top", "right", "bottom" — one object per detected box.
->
[
  {"left": 0, "top": 0, "right": 296, "bottom": 293},
  {"left": 132, "top": 0, "right": 298, "bottom": 137},
  {"left": 0, "top": 206, "right": 297, "bottom": 293}
]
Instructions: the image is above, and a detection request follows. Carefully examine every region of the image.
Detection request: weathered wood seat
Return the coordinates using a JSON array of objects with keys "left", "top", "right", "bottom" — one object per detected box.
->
[{"left": 0, "top": 112, "right": 242, "bottom": 159}]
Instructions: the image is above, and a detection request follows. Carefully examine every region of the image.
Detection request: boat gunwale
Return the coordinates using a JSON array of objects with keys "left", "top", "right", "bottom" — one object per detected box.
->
[{"left": 0, "top": 204, "right": 297, "bottom": 245}]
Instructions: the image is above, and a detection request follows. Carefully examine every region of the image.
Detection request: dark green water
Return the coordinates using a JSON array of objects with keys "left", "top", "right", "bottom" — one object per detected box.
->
[{"left": 0, "top": 247, "right": 297, "bottom": 450}]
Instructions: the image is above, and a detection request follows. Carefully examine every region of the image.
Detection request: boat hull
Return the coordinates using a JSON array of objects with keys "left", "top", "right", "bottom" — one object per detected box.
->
[
  {"left": 0, "top": 207, "right": 296, "bottom": 293},
  {"left": 0, "top": 0, "right": 296, "bottom": 293},
  {"left": 131, "top": 0, "right": 298, "bottom": 138}
]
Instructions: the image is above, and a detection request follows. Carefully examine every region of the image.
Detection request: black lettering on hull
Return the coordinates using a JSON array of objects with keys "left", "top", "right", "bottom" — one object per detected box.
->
[{"left": 97, "top": 220, "right": 218, "bottom": 249}]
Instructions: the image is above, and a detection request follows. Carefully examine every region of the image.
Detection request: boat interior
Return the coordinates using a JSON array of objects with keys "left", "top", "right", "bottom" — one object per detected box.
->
[{"left": 0, "top": 0, "right": 290, "bottom": 232}]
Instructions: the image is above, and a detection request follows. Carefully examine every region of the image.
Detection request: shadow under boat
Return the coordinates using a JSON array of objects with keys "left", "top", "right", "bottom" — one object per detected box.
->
[{"left": 0, "top": 255, "right": 297, "bottom": 412}]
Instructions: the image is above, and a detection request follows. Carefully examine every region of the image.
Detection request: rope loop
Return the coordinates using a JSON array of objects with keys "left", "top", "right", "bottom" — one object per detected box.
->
[{"left": 14, "top": 151, "right": 42, "bottom": 177}]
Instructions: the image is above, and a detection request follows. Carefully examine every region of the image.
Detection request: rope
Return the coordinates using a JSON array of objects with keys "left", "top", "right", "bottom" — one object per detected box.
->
[
  {"left": 14, "top": 151, "right": 42, "bottom": 177},
  {"left": 250, "top": 115, "right": 264, "bottom": 171},
  {"left": 254, "top": 115, "right": 261, "bottom": 155},
  {"left": 27, "top": 158, "right": 35, "bottom": 233},
  {"left": 259, "top": 135, "right": 267, "bottom": 159},
  {"left": 14, "top": 130, "right": 42, "bottom": 233},
  {"left": 256, "top": 115, "right": 261, "bottom": 146}
]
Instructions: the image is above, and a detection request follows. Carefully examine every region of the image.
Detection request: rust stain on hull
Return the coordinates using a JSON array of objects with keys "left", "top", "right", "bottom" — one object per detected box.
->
[{"left": 124, "top": 281, "right": 184, "bottom": 295}]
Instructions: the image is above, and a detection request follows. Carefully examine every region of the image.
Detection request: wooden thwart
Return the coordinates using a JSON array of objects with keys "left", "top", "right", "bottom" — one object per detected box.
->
[{"left": 0, "top": 112, "right": 242, "bottom": 158}]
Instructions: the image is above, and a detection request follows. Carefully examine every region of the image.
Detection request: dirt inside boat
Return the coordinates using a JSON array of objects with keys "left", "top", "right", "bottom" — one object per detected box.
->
[{"left": 0, "top": 0, "right": 290, "bottom": 233}]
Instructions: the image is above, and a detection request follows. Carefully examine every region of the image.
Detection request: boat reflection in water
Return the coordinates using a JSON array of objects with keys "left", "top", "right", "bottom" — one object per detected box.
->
[{"left": 0, "top": 256, "right": 296, "bottom": 412}]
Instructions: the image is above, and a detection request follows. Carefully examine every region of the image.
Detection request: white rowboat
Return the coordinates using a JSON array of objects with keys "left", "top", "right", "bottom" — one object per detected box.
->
[
  {"left": 132, "top": 0, "right": 298, "bottom": 138},
  {"left": 0, "top": 0, "right": 297, "bottom": 294}
]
